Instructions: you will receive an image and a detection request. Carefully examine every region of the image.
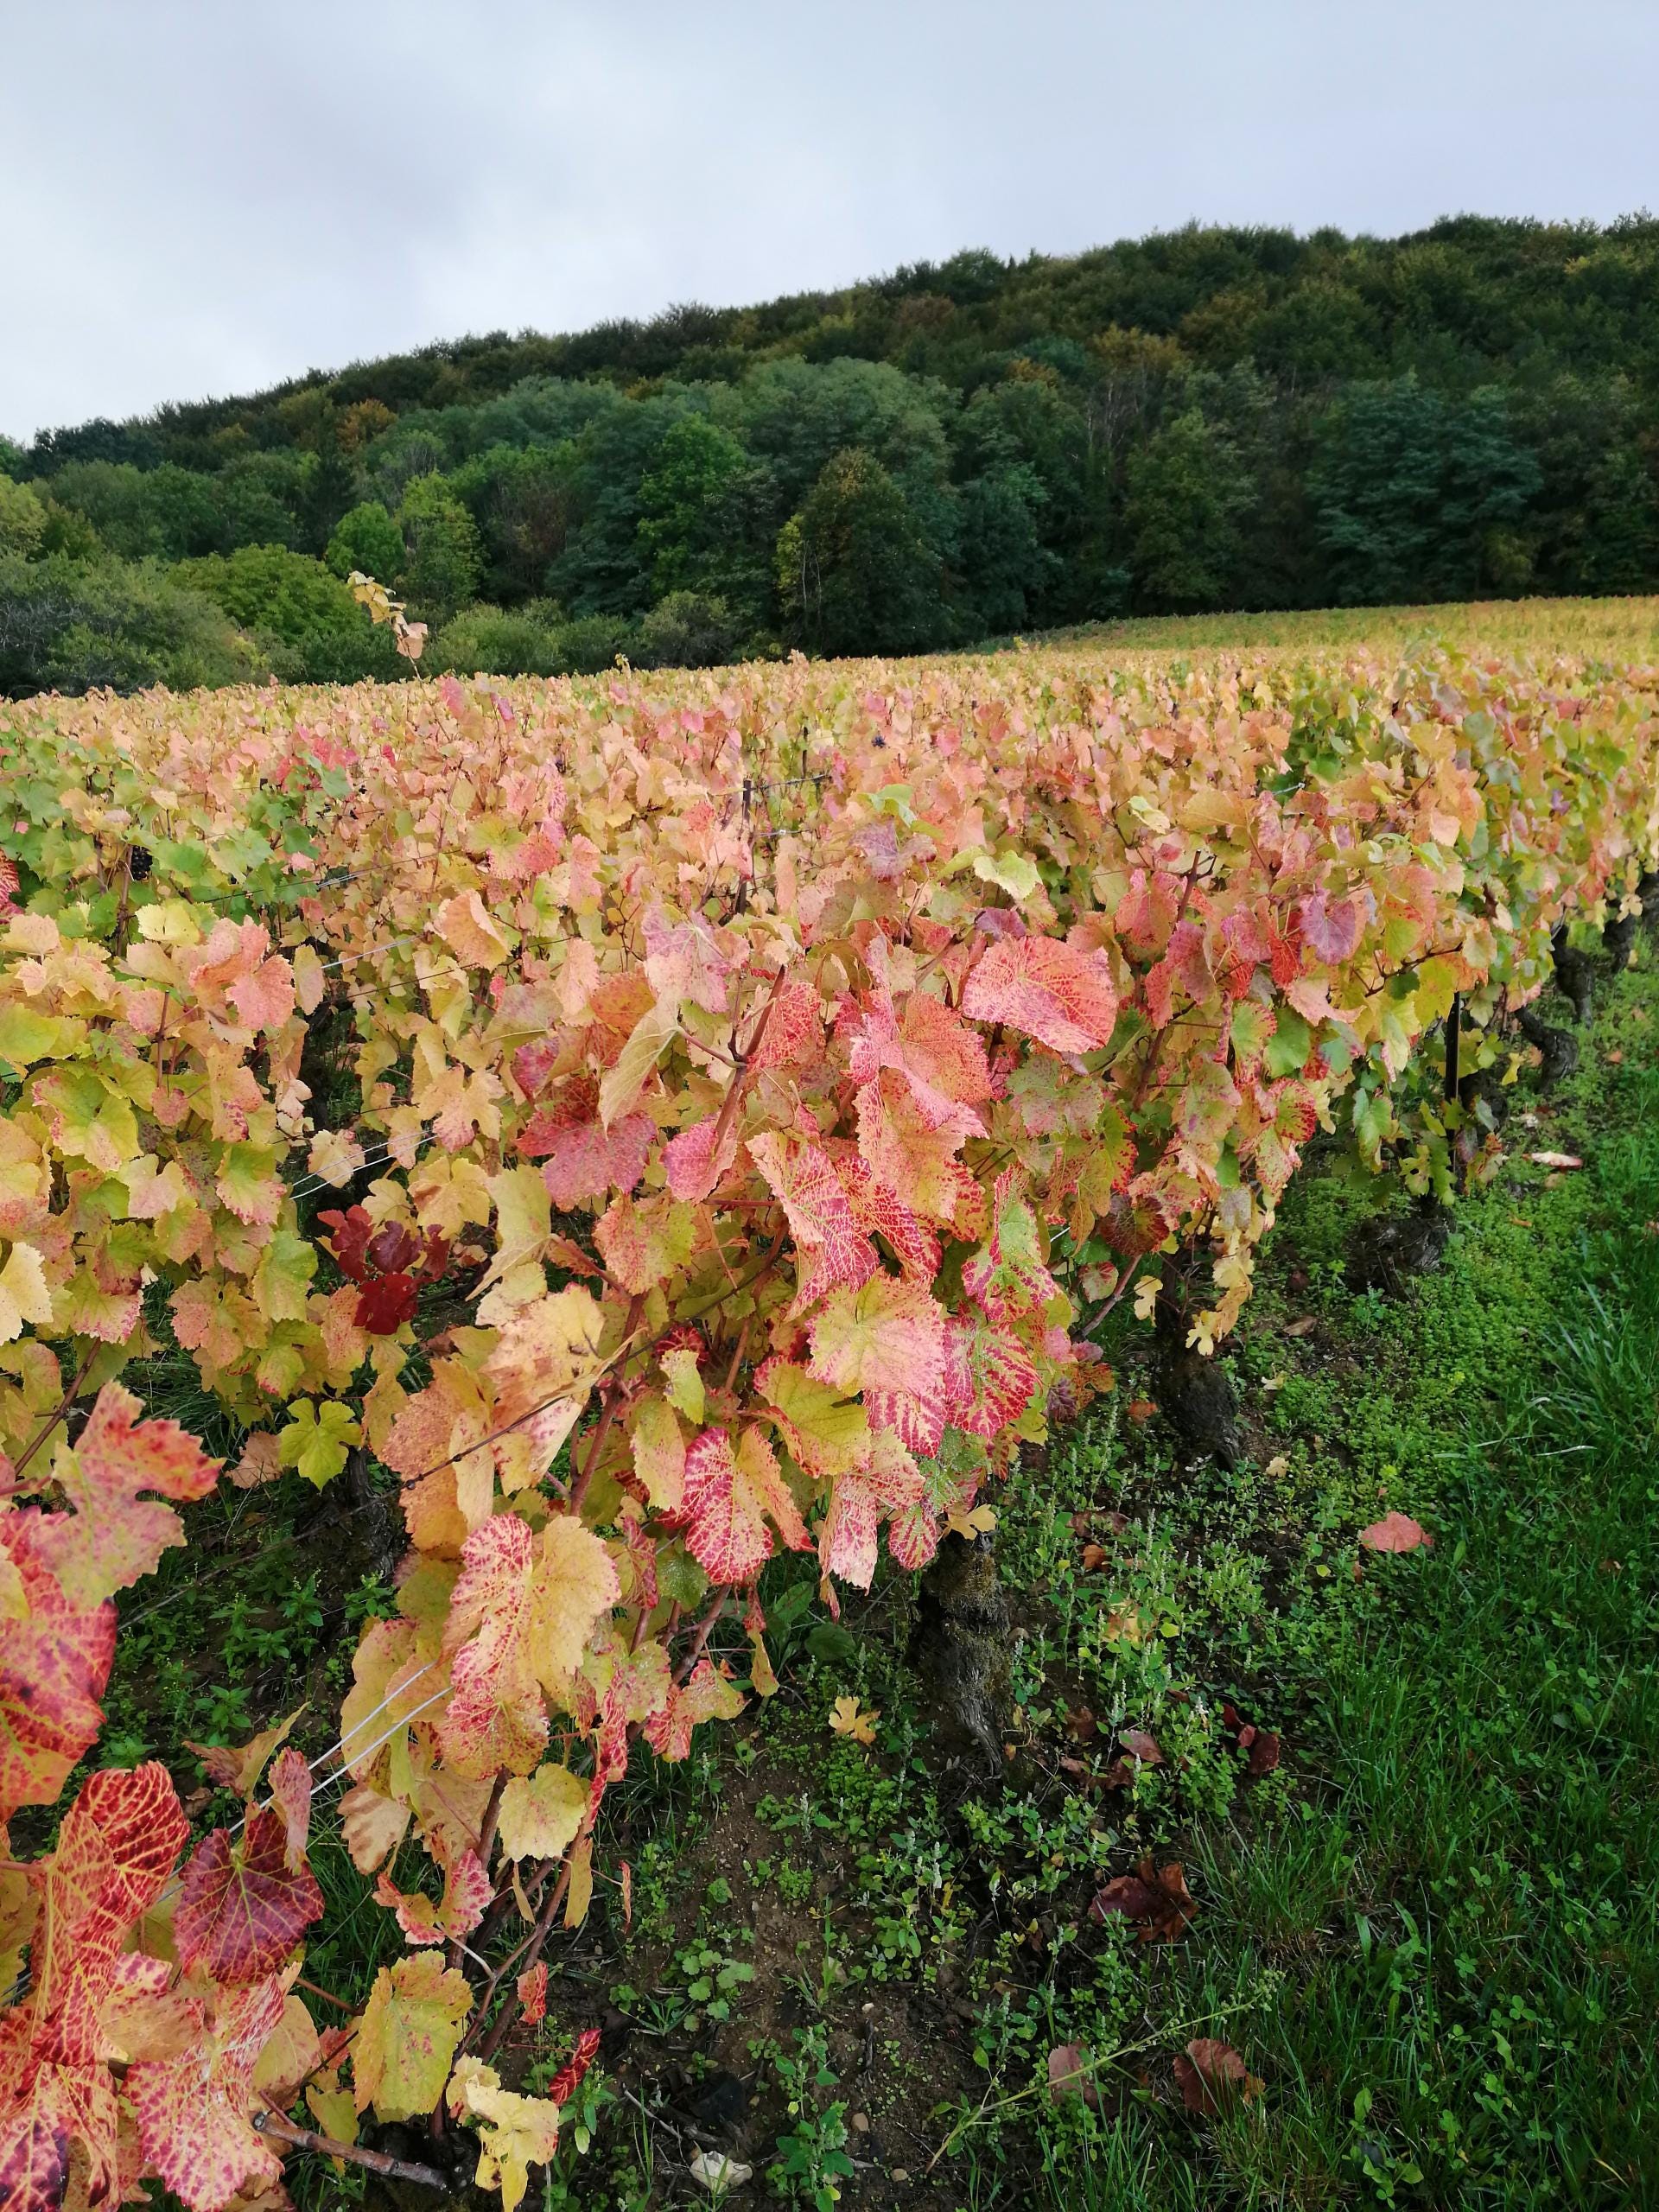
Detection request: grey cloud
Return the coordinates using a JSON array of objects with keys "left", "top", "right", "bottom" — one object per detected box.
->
[{"left": 3, "top": 0, "right": 1656, "bottom": 439}]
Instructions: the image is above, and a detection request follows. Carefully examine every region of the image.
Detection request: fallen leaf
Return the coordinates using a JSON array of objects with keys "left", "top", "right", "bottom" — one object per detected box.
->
[
  {"left": 1046, "top": 2042, "right": 1100, "bottom": 2109},
  {"left": 1126, "top": 1397, "right": 1158, "bottom": 1423},
  {"left": 1284, "top": 1316, "right": 1317, "bottom": 1338},
  {"left": 1528, "top": 1150, "right": 1583, "bottom": 1170},
  {"left": 1173, "top": 2037, "right": 1263, "bottom": 2116},
  {"left": 1262, "top": 1371, "right": 1287, "bottom": 1395},
  {"left": 1244, "top": 1729, "right": 1281, "bottom": 1778},
  {"left": 1080, "top": 1541, "right": 1107, "bottom": 1571},
  {"left": 1263, "top": 1453, "right": 1289, "bottom": 1478},
  {"left": 690, "top": 2150, "right": 754, "bottom": 2193},
  {"left": 1089, "top": 1857, "right": 1193, "bottom": 1942},
  {"left": 1605, "top": 1049, "right": 1624, "bottom": 1064},
  {"left": 1119, "top": 1728, "right": 1163, "bottom": 1765},
  {"left": 1358, "top": 1511, "right": 1433, "bottom": 1554},
  {"left": 828, "top": 1694, "right": 878, "bottom": 1746}
]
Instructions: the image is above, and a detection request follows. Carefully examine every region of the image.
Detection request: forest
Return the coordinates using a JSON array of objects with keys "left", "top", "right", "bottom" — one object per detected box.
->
[{"left": 3, "top": 213, "right": 1658, "bottom": 695}]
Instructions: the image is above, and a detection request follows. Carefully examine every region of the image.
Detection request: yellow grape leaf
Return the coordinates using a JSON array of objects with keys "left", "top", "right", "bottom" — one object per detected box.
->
[
  {"left": 563, "top": 1836, "right": 594, "bottom": 1929},
  {"left": 626, "top": 1392, "right": 685, "bottom": 1514},
  {"left": 0, "top": 1238, "right": 54, "bottom": 1346},
  {"left": 353, "top": 1949, "right": 472, "bottom": 2122},
  {"left": 598, "top": 995, "right": 677, "bottom": 1128},
  {"left": 481, "top": 1287, "right": 606, "bottom": 1486},
  {"left": 756, "top": 1359, "right": 868, "bottom": 1480},
  {"left": 1132, "top": 1274, "right": 1161, "bottom": 1323},
  {"left": 946, "top": 1503, "right": 997, "bottom": 1541},
  {"left": 496, "top": 1764, "right": 587, "bottom": 1862},
  {"left": 448, "top": 2056, "right": 563, "bottom": 2212},
  {"left": 828, "top": 1695, "right": 879, "bottom": 1746},
  {"left": 969, "top": 848, "right": 1041, "bottom": 902},
  {"left": 437, "top": 889, "right": 512, "bottom": 970},
  {"left": 660, "top": 1344, "right": 704, "bottom": 1426},
  {"left": 277, "top": 1399, "right": 361, "bottom": 1489}
]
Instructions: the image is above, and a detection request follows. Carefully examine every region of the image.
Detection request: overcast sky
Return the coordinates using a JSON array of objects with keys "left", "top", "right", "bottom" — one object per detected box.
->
[{"left": 4, "top": 0, "right": 1656, "bottom": 442}]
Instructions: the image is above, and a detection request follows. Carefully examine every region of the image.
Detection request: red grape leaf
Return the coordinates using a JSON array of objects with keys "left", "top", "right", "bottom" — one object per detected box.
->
[
  {"left": 175, "top": 1808, "right": 324, "bottom": 1984},
  {"left": 355, "top": 1271, "right": 420, "bottom": 1334}
]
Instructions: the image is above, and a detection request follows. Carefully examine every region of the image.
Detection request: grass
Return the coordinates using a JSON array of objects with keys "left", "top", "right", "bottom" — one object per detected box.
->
[{"left": 98, "top": 956, "right": 1659, "bottom": 2211}]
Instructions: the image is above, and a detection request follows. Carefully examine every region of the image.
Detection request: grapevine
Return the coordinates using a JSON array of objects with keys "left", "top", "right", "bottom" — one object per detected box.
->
[{"left": 0, "top": 634, "right": 1655, "bottom": 2209}]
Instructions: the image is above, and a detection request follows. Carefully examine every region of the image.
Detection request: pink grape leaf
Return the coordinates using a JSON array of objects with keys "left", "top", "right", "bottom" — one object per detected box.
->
[
  {"left": 663, "top": 1114, "right": 738, "bottom": 1203},
  {"left": 747, "top": 981, "right": 821, "bottom": 1072},
  {"left": 1299, "top": 890, "right": 1369, "bottom": 965},
  {"left": 642, "top": 1658, "right": 747, "bottom": 1761},
  {"left": 29, "top": 1762, "right": 189, "bottom": 2066},
  {"left": 438, "top": 1512, "right": 620, "bottom": 1778},
  {"left": 0, "top": 1512, "right": 117, "bottom": 1821},
  {"left": 1358, "top": 1512, "right": 1433, "bottom": 1554},
  {"left": 265, "top": 1745, "right": 311, "bottom": 1872},
  {"left": 28, "top": 1380, "right": 220, "bottom": 1610},
  {"left": 517, "top": 1962, "right": 548, "bottom": 2027},
  {"left": 1046, "top": 2042, "right": 1101, "bottom": 2110},
  {"left": 682, "top": 1427, "right": 810, "bottom": 1586},
  {"left": 374, "top": 1847, "right": 490, "bottom": 1946},
  {"left": 962, "top": 936, "right": 1119, "bottom": 1054},
  {"left": 807, "top": 1277, "right": 950, "bottom": 1454},
  {"left": 0, "top": 2036, "right": 113, "bottom": 2212},
  {"left": 747, "top": 1132, "right": 877, "bottom": 1312},
  {"left": 945, "top": 1312, "right": 1039, "bottom": 1438},
  {"left": 128, "top": 1974, "right": 287, "bottom": 2212},
  {"left": 175, "top": 1808, "right": 324, "bottom": 1984},
  {"left": 519, "top": 1084, "right": 654, "bottom": 1209}
]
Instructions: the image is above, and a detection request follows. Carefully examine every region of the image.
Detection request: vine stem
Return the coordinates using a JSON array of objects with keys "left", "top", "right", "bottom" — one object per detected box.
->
[
  {"left": 569, "top": 1293, "right": 647, "bottom": 1512},
  {"left": 9, "top": 1356, "right": 90, "bottom": 1484},
  {"left": 253, "top": 2101, "right": 448, "bottom": 2190}
]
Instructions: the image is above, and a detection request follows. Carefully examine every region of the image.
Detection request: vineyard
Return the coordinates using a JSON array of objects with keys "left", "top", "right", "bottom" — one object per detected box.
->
[{"left": 2, "top": 604, "right": 1657, "bottom": 2210}]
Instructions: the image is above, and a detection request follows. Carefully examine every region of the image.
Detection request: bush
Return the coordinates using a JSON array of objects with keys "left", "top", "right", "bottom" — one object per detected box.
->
[
  {"left": 0, "top": 555, "right": 265, "bottom": 696},
  {"left": 430, "top": 601, "right": 565, "bottom": 678},
  {"left": 550, "top": 611, "right": 639, "bottom": 675},
  {"left": 636, "top": 590, "right": 741, "bottom": 669}
]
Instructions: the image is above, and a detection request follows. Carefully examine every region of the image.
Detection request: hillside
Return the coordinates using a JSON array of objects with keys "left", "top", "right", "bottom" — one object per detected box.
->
[{"left": 3, "top": 215, "right": 1658, "bottom": 695}]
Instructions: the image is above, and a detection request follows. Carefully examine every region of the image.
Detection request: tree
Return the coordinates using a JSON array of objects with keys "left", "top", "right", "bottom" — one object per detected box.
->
[
  {"left": 957, "top": 466, "right": 1049, "bottom": 635},
  {"left": 635, "top": 415, "right": 765, "bottom": 610},
  {"left": 1123, "top": 408, "right": 1255, "bottom": 612},
  {"left": 1308, "top": 378, "right": 1542, "bottom": 605},
  {"left": 777, "top": 447, "right": 945, "bottom": 656},
  {"left": 397, "top": 476, "right": 483, "bottom": 624},
  {"left": 0, "top": 477, "right": 47, "bottom": 558},
  {"left": 0, "top": 553, "right": 264, "bottom": 696},
  {"left": 450, "top": 442, "right": 580, "bottom": 601},
  {"left": 326, "top": 501, "right": 406, "bottom": 584}
]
